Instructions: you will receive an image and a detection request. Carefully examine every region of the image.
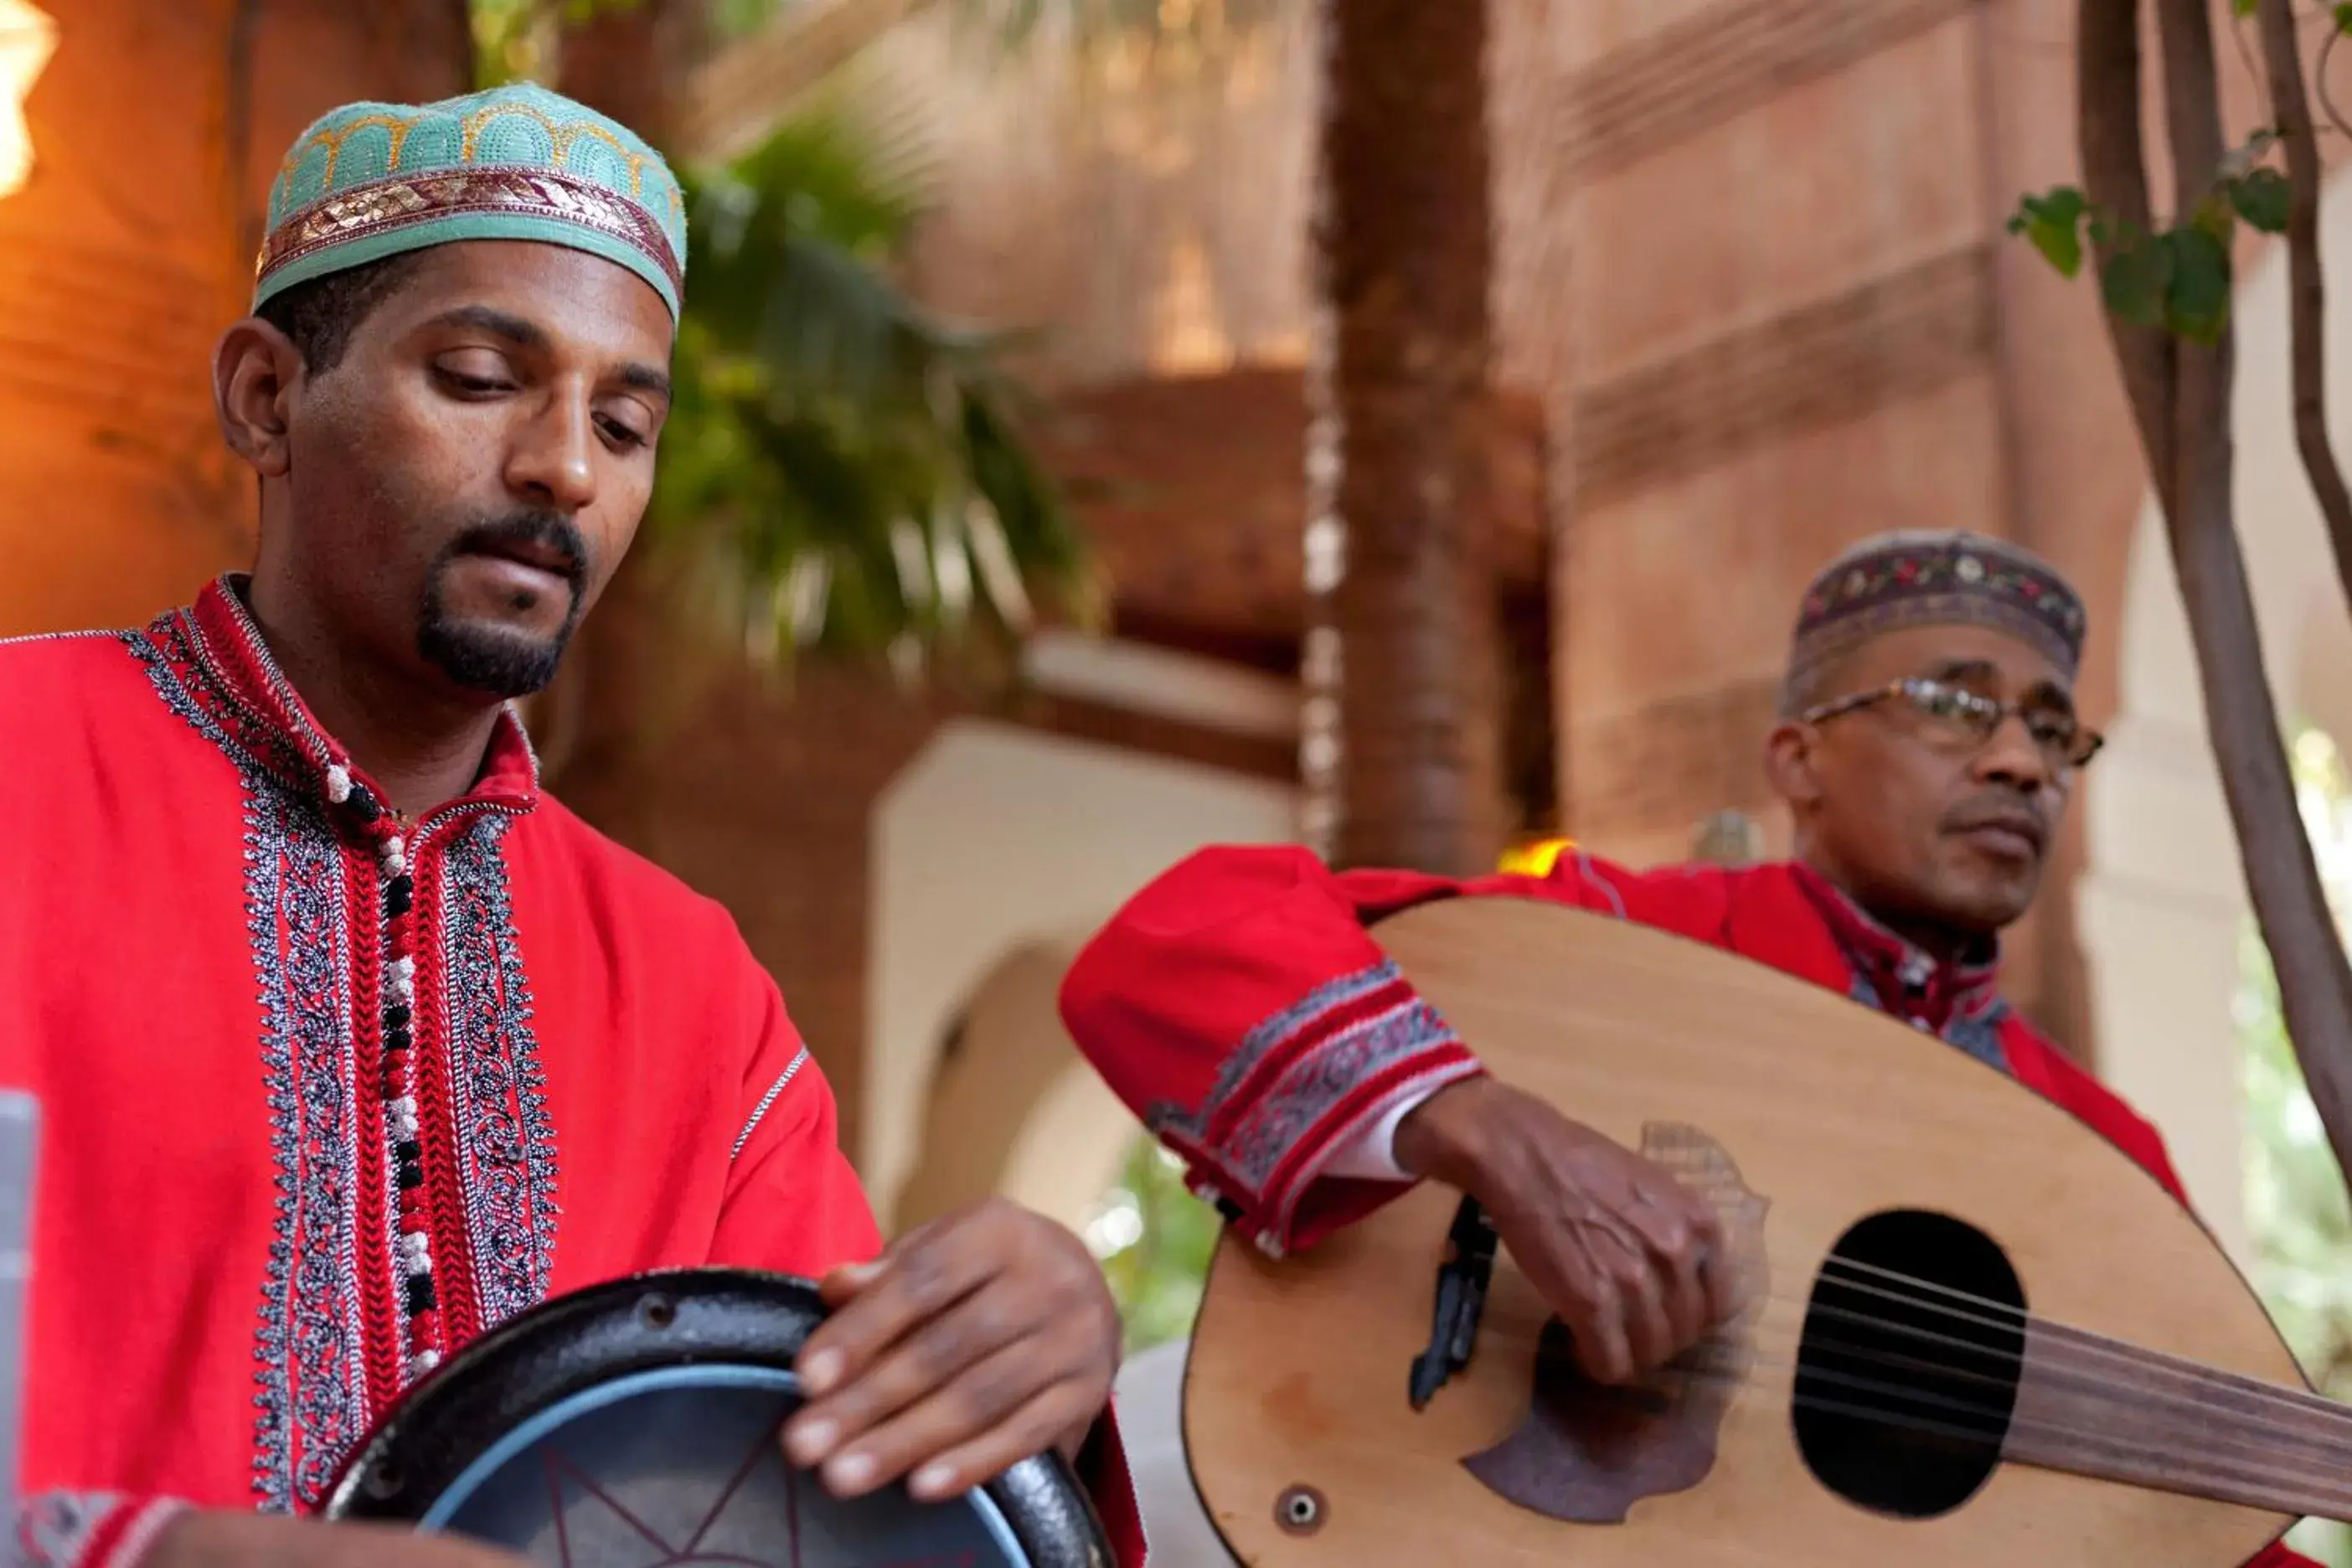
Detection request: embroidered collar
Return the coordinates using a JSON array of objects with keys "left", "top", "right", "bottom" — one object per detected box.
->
[
  {"left": 167, "top": 574, "right": 540, "bottom": 818},
  {"left": 1787, "top": 860, "right": 2004, "bottom": 1031}
]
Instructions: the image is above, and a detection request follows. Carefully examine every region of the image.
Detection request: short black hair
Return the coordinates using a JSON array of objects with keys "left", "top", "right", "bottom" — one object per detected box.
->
[
  {"left": 1778, "top": 647, "right": 1852, "bottom": 720},
  {"left": 254, "top": 252, "right": 427, "bottom": 375}
]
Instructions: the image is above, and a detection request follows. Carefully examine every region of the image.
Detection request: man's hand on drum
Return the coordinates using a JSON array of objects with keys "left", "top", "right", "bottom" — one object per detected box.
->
[{"left": 783, "top": 1197, "right": 1122, "bottom": 1501}]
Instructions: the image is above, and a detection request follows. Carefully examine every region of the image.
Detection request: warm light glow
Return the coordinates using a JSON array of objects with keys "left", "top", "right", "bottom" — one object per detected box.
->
[
  {"left": 0, "top": 0, "right": 54, "bottom": 201},
  {"left": 1498, "top": 836, "right": 1575, "bottom": 878}
]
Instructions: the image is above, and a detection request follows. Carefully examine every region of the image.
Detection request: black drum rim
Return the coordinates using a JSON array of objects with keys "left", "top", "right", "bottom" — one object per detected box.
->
[{"left": 321, "top": 1266, "right": 1110, "bottom": 1568}]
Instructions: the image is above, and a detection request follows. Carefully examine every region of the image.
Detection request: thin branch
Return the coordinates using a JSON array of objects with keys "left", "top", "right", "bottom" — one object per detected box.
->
[
  {"left": 2260, "top": 0, "right": 2352, "bottom": 615},
  {"left": 2320, "top": 23, "right": 2352, "bottom": 141},
  {"left": 2160, "top": 420, "right": 2352, "bottom": 1189},
  {"left": 2158, "top": 0, "right": 2227, "bottom": 212},
  {"left": 2078, "top": 0, "right": 2178, "bottom": 498},
  {"left": 2153, "top": 0, "right": 2352, "bottom": 1201},
  {"left": 2251, "top": 0, "right": 2352, "bottom": 1182}
]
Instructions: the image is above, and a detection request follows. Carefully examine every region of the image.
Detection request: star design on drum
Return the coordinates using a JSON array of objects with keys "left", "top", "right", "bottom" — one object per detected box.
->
[
  {"left": 534, "top": 1429, "right": 983, "bottom": 1568},
  {"left": 539, "top": 1426, "right": 781, "bottom": 1568}
]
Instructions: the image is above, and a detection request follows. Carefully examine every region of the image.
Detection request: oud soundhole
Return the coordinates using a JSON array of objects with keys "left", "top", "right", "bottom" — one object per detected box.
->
[{"left": 1792, "top": 1209, "right": 2024, "bottom": 1519}]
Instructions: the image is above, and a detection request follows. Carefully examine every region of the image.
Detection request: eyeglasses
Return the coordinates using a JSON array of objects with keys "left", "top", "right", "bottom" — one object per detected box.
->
[{"left": 1799, "top": 677, "right": 2104, "bottom": 771}]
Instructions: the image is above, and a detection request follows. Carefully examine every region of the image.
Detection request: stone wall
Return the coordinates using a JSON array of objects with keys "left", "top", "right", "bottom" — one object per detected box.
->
[
  {"left": 886, "top": 5, "right": 1318, "bottom": 390},
  {"left": 1536, "top": 0, "right": 2180, "bottom": 1052},
  {"left": 10, "top": 0, "right": 2287, "bottom": 1210},
  {"left": 828, "top": 0, "right": 2211, "bottom": 1063}
]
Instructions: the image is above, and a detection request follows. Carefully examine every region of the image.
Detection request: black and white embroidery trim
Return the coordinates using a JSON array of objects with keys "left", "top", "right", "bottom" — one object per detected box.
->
[
  {"left": 1145, "top": 959, "right": 1406, "bottom": 1145},
  {"left": 127, "top": 631, "right": 369, "bottom": 1515},
  {"left": 441, "top": 813, "right": 560, "bottom": 1333},
  {"left": 1210, "top": 998, "right": 1455, "bottom": 1191},
  {"left": 731, "top": 1047, "right": 812, "bottom": 1163}
]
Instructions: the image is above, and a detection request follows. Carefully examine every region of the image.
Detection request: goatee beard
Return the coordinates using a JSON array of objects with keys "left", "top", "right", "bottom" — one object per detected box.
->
[{"left": 417, "top": 510, "right": 591, "bottom": 699}]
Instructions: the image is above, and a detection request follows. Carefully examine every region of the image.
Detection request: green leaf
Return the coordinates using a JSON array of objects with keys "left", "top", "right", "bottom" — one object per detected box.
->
[
  {"left": 2236, "top": 167, "right": 2293, "bottom": 234},
  {"left": 2101, "top": 230, "right": 2173, "bottom": 328},
  {"left": 642, "top": 98, "right": 1086, "bottom": 670},
  {"left": 1094, "top": 1137, "right": 1219, "bottom": 1355},
  {"left": 711, "top": 0, "right": 786, "bottom": 36},
  {"left": 2233, "top": 0, "right": 2258, "bottom": 15},
  {"left": 2336, "top": 0, "right": 2352, "bottom": 34},
  {"left": 2008, "top": 186, "right": 2091, "bottom": 277},
  {"left": 2192, "top": 189, "right": 2238, "bottom": 246},
  {"left": 2165, "top": 224, "right": 2235, "bottom": 341}
]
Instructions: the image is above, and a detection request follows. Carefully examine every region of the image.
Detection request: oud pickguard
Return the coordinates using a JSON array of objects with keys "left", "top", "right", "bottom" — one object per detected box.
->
[{"left": 1461, "top": 1122, "right": 1769, "bottom": 1524}]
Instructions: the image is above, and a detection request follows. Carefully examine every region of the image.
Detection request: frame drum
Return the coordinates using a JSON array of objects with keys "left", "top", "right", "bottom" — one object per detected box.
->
[{"left": 323, "top": 1269, "right": 1112, "bottom": 1568}]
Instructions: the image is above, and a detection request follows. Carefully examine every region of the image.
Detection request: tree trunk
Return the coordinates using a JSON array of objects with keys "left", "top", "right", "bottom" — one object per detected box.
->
[
  {"left": 2078, "top": 0, "right": 2173, "bottom": 490},
  {"left": 1301, "top": 0, "right": 1505, "bottom": 877},
  {"left": 521, "top": 0, "right": 707, "bottom": 785},
  {"left": 2077, "top": 0, "right": 2352, "bottom": 1183}
]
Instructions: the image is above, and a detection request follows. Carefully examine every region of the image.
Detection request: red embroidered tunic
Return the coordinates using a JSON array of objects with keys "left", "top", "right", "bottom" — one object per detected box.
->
[
  {"left": 1060, "top": 843, "right": 2314, "bottom": 1568},
  {"left": 0, "top": 580, "right": 1141, "bottom": 1568}
]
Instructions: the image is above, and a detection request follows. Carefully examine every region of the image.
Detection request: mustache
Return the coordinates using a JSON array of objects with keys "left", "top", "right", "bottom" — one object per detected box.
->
[
  {"left": 442, "top": 510, "right": 591, "bottom": 589},
  {"left": 1942, "top": 792, "right": 2050, "bottom": 850}
]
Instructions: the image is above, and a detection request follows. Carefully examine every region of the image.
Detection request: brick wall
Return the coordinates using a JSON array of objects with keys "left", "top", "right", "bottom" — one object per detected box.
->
[
  {"left": 0, "top": 0, "right": 468, "bottom": 637},
  {"left": 1533, "top": 0, "right": 2169, "bottom": 1058}
]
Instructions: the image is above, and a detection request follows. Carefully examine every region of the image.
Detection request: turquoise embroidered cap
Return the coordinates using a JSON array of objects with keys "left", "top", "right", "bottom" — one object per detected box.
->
[{"left": 253, "top": 82, "right": 687, "bottom": 319}]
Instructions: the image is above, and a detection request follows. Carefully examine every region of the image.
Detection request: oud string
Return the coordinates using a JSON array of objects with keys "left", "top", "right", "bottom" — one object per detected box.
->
[
  {"left": 1411, "top": 1257, "right": 2352, "bottom": 1515},
  {"left": 1776, "top": 1251, "right": 2344, "bottom": 1447},
  {"left": 1433, "top": 1320, "right": 2352, "bottom": 1518},
  {"left": 1466, "top": 1245, "right": 2334, "bottom": 1440}
]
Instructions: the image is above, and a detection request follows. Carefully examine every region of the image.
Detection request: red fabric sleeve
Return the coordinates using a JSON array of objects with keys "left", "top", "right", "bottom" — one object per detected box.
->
[
  {"left": 1073, "top": 1406, "right": 1147, "bottom": 1568},
  {"left": 2249, "top": 1545, "right": 2327, "bottom": 1567},
  {"left": 1057, "top": 843, "right": 1740, "bottom": 1254},
  {"left": 706, "top": 967, "right": 884, "bottom": 1277},
  {"left": 1058, "top": 844, "right": 1481, "bottom": 1255},
  {"left": 709, "top": 977, "right": 1146, "bottom": 1566}
]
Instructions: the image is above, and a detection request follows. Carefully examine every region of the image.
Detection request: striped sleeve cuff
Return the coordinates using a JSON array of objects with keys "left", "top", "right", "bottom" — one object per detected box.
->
[
  {"left": 1145, "top": 959, "right": 1482, "bottom": 1253},
  {"left": 15, "top": 1495, "right": 188, "bottom": 1568}
]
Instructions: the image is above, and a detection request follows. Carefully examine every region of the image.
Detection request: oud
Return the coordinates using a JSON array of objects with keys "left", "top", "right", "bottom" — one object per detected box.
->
[{"left": 1181, "top": 898, "right": 2332, "bottom": 1565}]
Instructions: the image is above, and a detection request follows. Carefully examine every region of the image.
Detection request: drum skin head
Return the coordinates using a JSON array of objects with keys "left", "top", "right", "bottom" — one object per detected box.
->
[{"left": 323, "top": 1269, "right": 1112, "bottom": 1568}]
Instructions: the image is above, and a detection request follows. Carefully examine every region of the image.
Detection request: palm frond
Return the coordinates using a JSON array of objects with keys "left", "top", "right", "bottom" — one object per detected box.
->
[
  {"left": 648, "top": 99, "right": 1088, "bottom": 673},
  {"left": 951, "top": 0, "right": 1289, "bottom": 59},
  {"left": 710, "top": 0, "right": 791, "bottom": 39},
  {"left": 467, "top": 0, "right": 1086, "bottom": 680}
]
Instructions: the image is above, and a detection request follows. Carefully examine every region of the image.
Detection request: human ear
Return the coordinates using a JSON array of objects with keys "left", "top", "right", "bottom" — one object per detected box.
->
[
  {"left": 212, "top": 319, "right": 304, "bottom": 479},
  {"left": 1764, "top": 720, "right": 1826, "bottom": 811}
]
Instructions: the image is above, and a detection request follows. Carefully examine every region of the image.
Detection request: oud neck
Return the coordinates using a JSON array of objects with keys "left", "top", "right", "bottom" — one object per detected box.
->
[{"left": 2005, "top": 1322, "right": 2352, "bottom": 1523}]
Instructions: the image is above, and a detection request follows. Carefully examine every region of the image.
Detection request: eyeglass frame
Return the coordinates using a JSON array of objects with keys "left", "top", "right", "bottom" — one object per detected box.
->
[{"left": 1796, "top": 675, "right": 2105, "bottom": 771}]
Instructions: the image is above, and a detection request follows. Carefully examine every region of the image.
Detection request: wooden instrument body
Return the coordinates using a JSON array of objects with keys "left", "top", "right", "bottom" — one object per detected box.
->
[{"left": 1181, "top": 898, "right": 2306, "bottom": 1566}]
